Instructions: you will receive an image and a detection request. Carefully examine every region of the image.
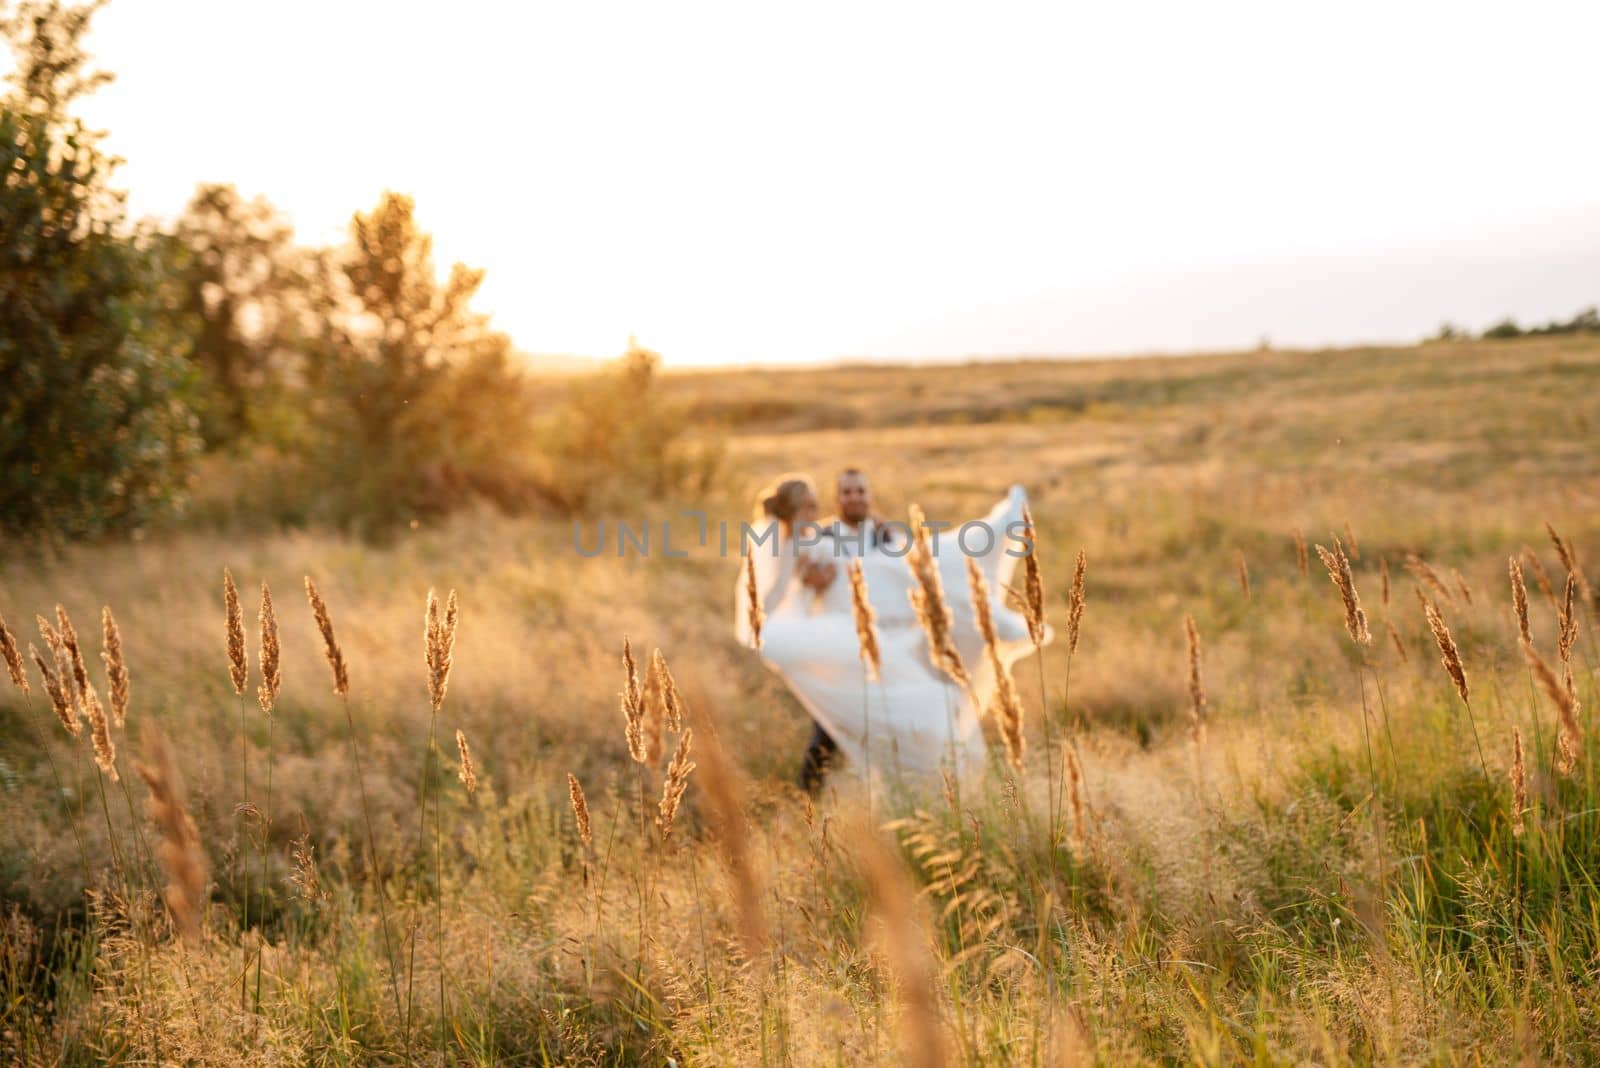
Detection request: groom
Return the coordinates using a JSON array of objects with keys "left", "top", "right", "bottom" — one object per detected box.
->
[{"left": 796, "top": 467, "right": 898, "bottom": 794}]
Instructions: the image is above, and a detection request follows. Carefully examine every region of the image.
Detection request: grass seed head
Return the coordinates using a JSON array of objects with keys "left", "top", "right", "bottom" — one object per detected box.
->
[
  {"left": 1316, "top": 539, "right": 1372, "bottom": 646},
  {"left": 1020, "top": 504, "right": 1046, "bottom": 647},
  {"left": 0, "top": 612, "right": 27, "bottom": 695},
  {"left": 656, "top": 727, "right": 696, "bottom": 841},
  {"left": 133, "top": 732, "right": 207, "bottom": 941},
  {"left": 31, "top": 644, "right": 78, "bottom": 736},
  {"left": 567, "top": 772, "right": 593, "bottom": 848},
  {"left": 100, "top": 606, "right": 129, "bottom": 728},
  {"left": 223, "top": 569, "right": 247, "bottom": 695},
  {"left": 454, "top": 728, "right": 477, "bottom": 796},
  {"left": 1510, "top": 557, "right": 1532, "bottom": 647},
  {"left": 303, "top": 577, "right": 349, "bottom": 696},
  {"left": 849, "top": 559, "right": 882, "bottom": 681},
  {"left": 258, "top": 582, "right": 281, "bottom": 715},
  {"left": 907, "top": 504, "right": 970, "bottom": 691},
  {"left": 744, "top": 552, "right": 764, "bottom": 650},
  {"left": 1422, "top": 597, "right": 1469, "bottom": 704}
]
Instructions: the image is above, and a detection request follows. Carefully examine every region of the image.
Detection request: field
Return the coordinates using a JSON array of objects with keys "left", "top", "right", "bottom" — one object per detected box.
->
[{"left": 2, "top": 336, "right": 1599, "bottom": 1065}]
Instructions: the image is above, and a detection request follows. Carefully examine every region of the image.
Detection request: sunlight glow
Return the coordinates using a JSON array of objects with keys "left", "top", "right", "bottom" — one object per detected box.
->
[{"left": 69, "top": 0, "right": 1600, "bottom": 365}]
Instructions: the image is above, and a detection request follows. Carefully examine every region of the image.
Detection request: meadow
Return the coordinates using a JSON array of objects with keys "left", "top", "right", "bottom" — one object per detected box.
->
[{"left": 2, "top": 335, "right": 1598, "bottom": 1065}]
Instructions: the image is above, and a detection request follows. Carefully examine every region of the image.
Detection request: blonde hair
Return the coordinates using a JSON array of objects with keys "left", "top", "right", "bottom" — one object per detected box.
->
[{"left": 753, "top": 474, "right": 816, "bottom": 524}]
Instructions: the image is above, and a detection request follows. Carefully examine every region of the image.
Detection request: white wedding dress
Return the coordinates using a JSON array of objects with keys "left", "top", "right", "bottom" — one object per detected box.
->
[{"left": 735, "top": 485, "right": 1044, "bottom": 779}]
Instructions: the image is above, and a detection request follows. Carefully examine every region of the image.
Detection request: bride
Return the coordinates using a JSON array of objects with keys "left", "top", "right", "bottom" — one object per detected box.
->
[{"left": 735, "top": 474, "right": 1041, "bottom": 782}]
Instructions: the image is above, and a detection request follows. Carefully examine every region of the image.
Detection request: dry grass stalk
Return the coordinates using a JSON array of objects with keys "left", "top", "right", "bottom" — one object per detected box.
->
[
  {"left": 1557, "top": 730, "right": 1579, "bottom": 779},
  {"left": 1020, "top": 504, "right": 1046, "bottom": 647},
  {"left": 425, "top": 589, "right": 459, "bottom": 714},
  {"left": 1316, "top": 539, "right": 1372, "bottom": 645},
  {"left": 642, "top": 650, "right": 669, "bottom": 765},
  {"left": 454, "top": 729, "right": 478, "bottom": 796},
  {"left": 1063, "top": 745, "right": 1087, "bottom": 847},
  {"left": 223, "top": 569, "right": 247, "bottom": 695},
  {"left": 1558, "top": 574, "right": 1578, "bottom": 664},
  {"left": 859, "top": 831, "right": 948, "bottom": 1068},
  {"left": 1066, "top": 549, "right": 1086, "bottom": 656},
  {"left": 566, "top": 773, "right": 593, "bottom": 848},
  {"left": 1385, "top": 620, "right": 1409, "bottom": 664},
  {"left": 288, "top": 826, "right": 324, "bottom": 904},
  {"left": 906, "top": 504, "right": 970, "bottom": 691},
  {"left": 744, "top": 552, "right": 764, "bottom": 651},
  {"left": 647, "top": 649, "right": 685, "bottom": 732},
  {"left": 989, "top": 668, "right": 1027, "bottom": 772},
  {"left": 1510, "top": 726, "right": 1527, "bottom": 838},
  {"left": 1184, "top": 615, "right": 1206, "bottom": 745},
  {"left": 1236, "top": 551, "right": 1250, "bottom": 600},
  {"left": 0, "top": 612, "right": 27, "bottom": 695},
  {"left": 1523, "top": 639, "right": 1581, "bottom": 776},
  {"left": 656, "top": 727, "right": 696, "bottom": 841},
  {"left": 848, "top": 560, "right": 882, "bottom": 681},
  {"left": 30, "top": 645, "right": 78, "bottom": 736},
  {"left": 133, "top": 732, "right": 207, "bottom": 941},
  {"left": 1421, "top": 597, "right": 1469, "bottom": 704},
  {"left": 1521, "top": 544, "right": 1557, "bottom": 608},
  {"left": 969, "top": 558, "right": 1024, "bottom": 770},
  {"left": 1343, "top": 520, "right": 1360, "bottom": 560},
  {"left": 1452, "top": 569, "right": 1474, "bottom": 607},
  {"left": 100, "top": 607, "right": 129, "bottom": 729},
  {"left": 303, "top": 577, "right": 349, "bottom": 696},
  {"left": 1546, "top": 521, "right": 1592, "bottom": 600},
  {"left": 1510, "top": 557, "right": 1532, "bottom": 647},
  {"left": 83, "top": 683, "right": 117, "bottom": 781},
  {"left": 621, "top": 637, "right": 647, "bottom": 763},
  {"left": 37, "top": 617, "right": 81, "bottom": 728},
  {"left": 257, "top": 582, "right": 281, "bottom": 716},
  {"left": 1405, "top": 553, "right": 1455, "bottom": 606},
  {"left": 692, "top": 708, "right": 767, "bottom": 954},
  {"left": 1293, "top": 527, "right": 1309, "bottom": 579},
  {"left": 1380, "top": 557, "right": 1391, "bottom": 607},
  {"left": 54, "top": 606, "right": 90, "bottom": 714}
]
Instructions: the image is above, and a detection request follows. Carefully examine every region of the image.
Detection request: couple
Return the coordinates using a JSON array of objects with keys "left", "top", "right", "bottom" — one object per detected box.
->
[{"left": 734, "top": 469, "right": 1041, "bottom": 791}]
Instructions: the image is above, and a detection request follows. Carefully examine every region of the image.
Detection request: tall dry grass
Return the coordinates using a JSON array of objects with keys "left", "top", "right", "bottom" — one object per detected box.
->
[{"left": 1, "top": 337, "right": 1598, "bottom": 1063}]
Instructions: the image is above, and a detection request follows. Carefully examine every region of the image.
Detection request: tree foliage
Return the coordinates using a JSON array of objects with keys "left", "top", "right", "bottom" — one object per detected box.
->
[
  {"left": 0, "top": 0, "right": 200, "bottom": 542},
  {"left": 298, "top": 191, "right": 538, "bottom": 530}
]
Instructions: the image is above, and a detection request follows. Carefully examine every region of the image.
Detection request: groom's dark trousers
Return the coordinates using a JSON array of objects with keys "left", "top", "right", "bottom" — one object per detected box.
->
[{"left": 799, "top": 722, "right": 839, "bottom": 794}]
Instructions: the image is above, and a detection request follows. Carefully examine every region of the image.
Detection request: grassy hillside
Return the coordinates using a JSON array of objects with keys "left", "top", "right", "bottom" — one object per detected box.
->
[{"left": 1, "top": 336, "right": 1597, "bottom": 1064}]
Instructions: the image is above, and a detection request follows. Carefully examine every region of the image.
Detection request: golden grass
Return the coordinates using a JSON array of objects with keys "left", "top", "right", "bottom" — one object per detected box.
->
[
  {"left": 257, "top": 582, "right": 280, "bottom": 715},
  {"left": 1421, "top": 596, "right": 1469, "bottom": 705},
  {"left": 303, "top": 576, "right": 349, "bottom": 696},
  {"left": 0, "top": 611, "right": 27, "bottom": 695},
  {"left": 133, "top": 732, "right": 207, "bottom": 941},
  {"left": 224, "top": 568, "right": 247, "bottom": 695},
  {"left": 849, "top": 559, "right": 882, "bottom": 681},
  {"left": 968, "top": 557, "right": 1023, "bottom": 770},
  {"left": 656, "top": 727, "right": 695, "bottom": 840},
  {"left": 1317, "top": 538, "right": 1372, "bottom": 646},
  {"left": 100, "top": 606, "right": 129, "bottom": 729},
  {"left": 907, "top": 503, "right": 970, "bottom": 691},
  {"left": 3, "top": 336, "right": 1599, "bottom": 1063},
  {"left": 454, "top": 729, "right": 477, "bottom": 797}
]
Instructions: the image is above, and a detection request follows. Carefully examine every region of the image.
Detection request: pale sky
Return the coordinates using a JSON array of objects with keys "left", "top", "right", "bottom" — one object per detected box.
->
[{"left": 58, "top": 0, "right": 1600, "bottom": 365}]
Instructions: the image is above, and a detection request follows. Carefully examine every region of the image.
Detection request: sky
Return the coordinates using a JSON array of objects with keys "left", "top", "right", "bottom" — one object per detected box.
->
[{"left": 58, "top": 0, "right": 1600, "bottom": 365}]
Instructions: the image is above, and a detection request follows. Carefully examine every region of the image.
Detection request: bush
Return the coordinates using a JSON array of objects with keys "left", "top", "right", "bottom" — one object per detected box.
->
[{"left": 0, "top": 108, "right": 200, "bottom": 543}]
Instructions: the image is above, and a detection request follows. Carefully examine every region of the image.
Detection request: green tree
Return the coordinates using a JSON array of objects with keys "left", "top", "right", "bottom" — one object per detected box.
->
[
  {"left": 303, "top": 191, "right": 534, "bottom": 530},
  {"left": 167, "top": 183, "right": 309, "bottom": 448},
  {"left": 0, "top": 0, "right": 200, "bottom": 541}
]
